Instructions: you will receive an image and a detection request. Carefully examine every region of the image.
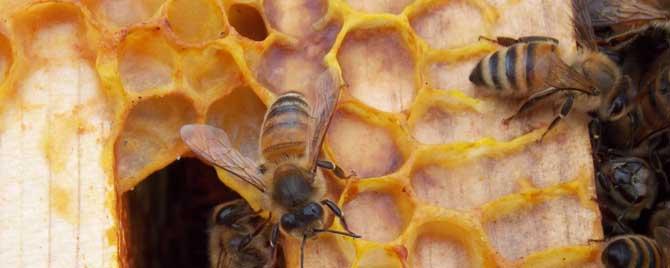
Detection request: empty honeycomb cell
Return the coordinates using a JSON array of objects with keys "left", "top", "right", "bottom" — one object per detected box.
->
[
  {"left": 410, "top": 223, "right": 473, "bottom": 268},
  {"left": 345, "top": 0, "right": 413, "bottom": 14},
  {"left": 0, "top": 32, "right": 12, "bottom": 84},
  {"left": 326, "top": 109, "right": 405, "bottom": 178},
  {"left": 226, "top": 4, "right": 268, "bottom": 41},
  {"left": 489, "top": 0, "right": 574, "bottom": 50},
  {"left": 357, "top": 248, "right": 404, "bottom": 268},
  {"left": 263, "top": 0, "right": 327, "bottom": 38},
  {"left": 165, "top": 0, "right": 227, "bottom": 44},
  {"left": 343, "top": 182, "right": 414, "bottom": 243},
  {"left": 81, "top": 0, "right": 164, "bottom": 29},
  {"left": 284, "top": 234, "right": 355, "bottom": 268},
  {"left": 338, "top": 28, "right": 417, "bottom": 112},
  {"left": 256, "top": 23, "right": 340, "bottom": 97},
  {"left": 118, "top": 28, "right": 177, "bottom": 94},
  {"left": 483, "top": 196, "right": 599, "bottom": 261},
  {"left": 409, "top": 0, "right": 488, "bottom": 50},
  {"left": 115, "top": 94, "right": 197, "bottom": 192},
  {"left": 205, "top": 87, "right": 266, "bottom": 160},
  {"left": 181, "top": 46, "right": 244, "bottom": 101},
  {"left": 426, "top": 60, "right": 480, "bottom": 96},
  {"left": 12, "top": 2, "right": 92, "bottom": 61}
]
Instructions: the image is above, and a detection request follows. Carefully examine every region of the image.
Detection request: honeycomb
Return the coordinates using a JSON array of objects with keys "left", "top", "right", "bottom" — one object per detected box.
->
[{"left": 0, "top": 0, "right": 604, "bottom": 267}]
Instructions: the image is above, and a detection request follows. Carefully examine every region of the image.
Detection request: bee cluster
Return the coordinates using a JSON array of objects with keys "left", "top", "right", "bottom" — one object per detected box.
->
[
  {"left": 468, "top": 0, "right": 670, "bottom": 266},
  {"left": 585, "top": 0, "right": 670, "bottom": 266}
]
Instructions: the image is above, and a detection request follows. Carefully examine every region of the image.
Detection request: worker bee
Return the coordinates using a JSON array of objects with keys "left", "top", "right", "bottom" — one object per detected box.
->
[
  {"left": 470, "top": 0, "right": 631, "bottom": 139},
  {"left": 600, "top": 227, "right": 670, "bottom": 268},
  {"left": 596, "top": 156, "right": 659, "bottom": 235},
  {"left": 181, "top": 69, "right": 360, "bottom": 268},
  {"left": 588, "top": 0, "right": 670, "bottom": 50},
  {"left": 209, "top": 199, "right": 275, "bottom": 268}
]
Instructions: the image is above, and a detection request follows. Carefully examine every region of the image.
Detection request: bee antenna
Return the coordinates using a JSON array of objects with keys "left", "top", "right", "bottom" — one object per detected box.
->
[{"left": 314, "top": 228, "right": 362, "bottom": 238}]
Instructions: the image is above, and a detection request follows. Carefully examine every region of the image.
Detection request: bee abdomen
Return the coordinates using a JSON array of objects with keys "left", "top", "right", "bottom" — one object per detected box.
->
[
  {"left": 602, "top": 235, "right": 665, "bottom": 268},
  {"left": 260, "top": 92, "right": 311, "bottom": 162},
  {"left": 469, "top": 42, "right": 557, "bottom": 97}
]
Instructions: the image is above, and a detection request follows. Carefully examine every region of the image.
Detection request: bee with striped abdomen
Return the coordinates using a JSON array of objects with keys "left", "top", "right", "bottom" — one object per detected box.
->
[
  {"left": 181, "top": 69, "right": 360, "bottom": 268},
  {"left": 600, "top": 227, "right": 670, "bottom": 268},
  {"left": 470, "top": 0, "right": 632, "bottom": 139},
  {"left": 209, "top": 199, "right": 276, "bottom": 268}
]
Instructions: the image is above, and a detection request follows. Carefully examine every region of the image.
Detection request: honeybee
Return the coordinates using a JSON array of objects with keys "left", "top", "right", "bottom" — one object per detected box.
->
[
  {"left": 209, "top": 199, "right": 275, "bottom": 268},
  {"left": 470, "top": 0, "right": 631, "bottom": 139},
  {"left": 588, "top": 0, "right": 670, "bottom": 50},
  {"left": 181, "top": 70, "right": 360, "bottom": 268},
  {"left": 600, "top": 227, "right": 670, "bottom": 268},
  {"left": 596, "top": 156, "right": 659, "bottom": 235}
]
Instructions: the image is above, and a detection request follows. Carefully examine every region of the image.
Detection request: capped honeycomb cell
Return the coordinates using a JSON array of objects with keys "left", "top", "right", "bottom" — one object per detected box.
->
[
  {"left": 483, "top": 196, "right": 599, "bottom": 261},
  {"left": 343, "top": 182, "right": 415, "bottom": 243},
  {"left": 181, "top": 46, "right": 244, "bottom": 102},
  {"left": 409, "top": 0, "right": 489, "bottom": 50},
  {"left": 115, "top": 94, "right": 197, "bottom": 191},
  {"left": 118, "top": 28, "right": 177, "bottom": 95},
  {"left": 326, "top": 108, "right": 405, "bottom": 178},
  {"left": 165, "top": 0, "right": 227, "bottom": 44},
  {"left": 263, "top": 0, "right": 327, "bottom": 38},
  {"left": 81, "top": 0, "right": 164, "bottom": 29},
  {"left": 205, "top": 87, "right": 266, "bottom": 160},
  {"left": 338, "top": 27, "right": 417, "bottom": 112},
  {"left": 345, "top": 0, "right": 413, "bottom": 14},
  {"left": 226, "top": 3, "right": 268, "bottom": 41}
]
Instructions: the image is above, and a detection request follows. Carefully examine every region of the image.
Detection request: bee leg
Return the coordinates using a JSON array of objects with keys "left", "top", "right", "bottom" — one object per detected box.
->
[
  {"left": 317, "top": 160, "right": 355, "bottom": 179},
  {"left": 479, "top": 35, "right": 559, "bottom": 46},
  {"left": 503, "top": 87, "right": 562, "bottom": 124},
  {"left": 300, "top": 235, "right": 307, "bottom": 268},
  {"left": 270, "top": 224, "right": 280, "bottom": 248},
  {"left": 541, "top": 94, "right": 574, "bottom": 142},
  {"left": 600, "top": 27, "right": 645, "bottom": 51},
  {"left": 238, "top": 215, "right": 272, "bottom": 250},
  {"left": 321, "top": 199, "right": 358, "bottom": 236}
]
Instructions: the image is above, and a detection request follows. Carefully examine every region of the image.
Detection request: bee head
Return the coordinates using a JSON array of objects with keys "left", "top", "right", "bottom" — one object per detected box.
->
[
  {"left": 215, "top": 200, "right": 253, "bottom": 228},
  {"left": 604, "top": 158, "right": 656, "bottom": 205},
  {"left": 280, "top": 202, "right": 324, "bottom": 236}
]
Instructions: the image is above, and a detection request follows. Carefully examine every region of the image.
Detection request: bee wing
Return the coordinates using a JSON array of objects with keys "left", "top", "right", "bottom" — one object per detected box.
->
[
  {"left": 180, "top": 124, "right": 267, "bottom": 193},
  {"left": 544, "top": 54, "right": 597, "bottom": 95},
  {"left": 572, "top": 0, "right": 598, "bottom": 50},
  {"left": 305, "top": 69, "right": 340, "bottom": 171},
  {"left": 589, "top": 0, "right": 670, "bottom": 27}
]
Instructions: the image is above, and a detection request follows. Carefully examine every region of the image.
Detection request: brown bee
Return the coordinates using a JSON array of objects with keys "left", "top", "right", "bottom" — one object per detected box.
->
[
  {"left": 588, "top": 0, "right": 670, "bottom": 50},
  {"left": 181, "top": 70, "right": 360, "bottom": 268},
  {"left": 470, "top": 0, "right": 631, "bottom": 139},
  {"left": 209, "top": 199, "right": 275, "bottom": 268},
  {"left": 596, "top": 156, "right": 659, "bottom": 234},
  {"left": 600, "top": 227, "right": 670, "bottom": 268}
]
